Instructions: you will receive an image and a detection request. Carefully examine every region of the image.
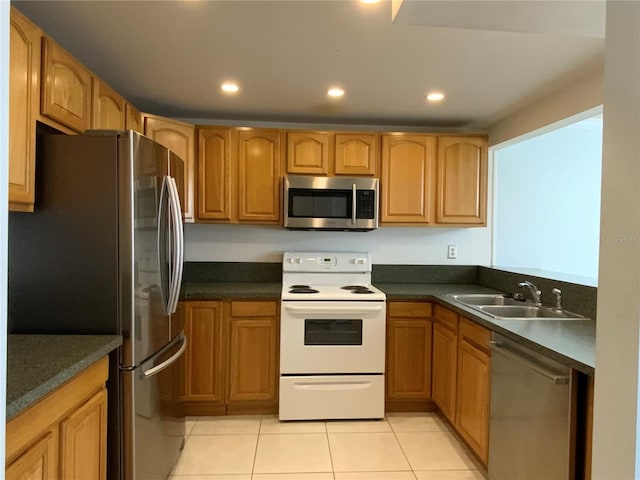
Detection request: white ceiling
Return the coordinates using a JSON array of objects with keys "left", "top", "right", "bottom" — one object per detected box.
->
[{"left": 13, "top": 0, "right": 606, "bottom": 129}]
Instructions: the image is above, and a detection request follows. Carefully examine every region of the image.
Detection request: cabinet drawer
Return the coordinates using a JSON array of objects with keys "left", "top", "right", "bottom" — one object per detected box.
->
[
  {"left": 459, "top": 317, "right": 491, "bottom": 351},
  {"left": 433, "top": 304, "right": 459, "bottom": 331},
  {"left": 388, "top": 302, "right": 432, "bottom": 318},
  {"left": 231, "top": 301, "right": 277, "bottom": 318}
]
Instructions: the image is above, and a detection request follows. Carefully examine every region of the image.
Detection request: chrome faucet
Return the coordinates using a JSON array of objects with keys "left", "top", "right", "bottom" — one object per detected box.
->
[{"left": 518, "top": 281, "right": 542, "bottom": 305}]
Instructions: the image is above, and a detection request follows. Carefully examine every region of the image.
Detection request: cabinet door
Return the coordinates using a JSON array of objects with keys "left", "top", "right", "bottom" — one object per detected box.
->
[
  {"left": 144, "top": 115, "right": 196, "bottom": 222},
  {"left": 456, "top": 339, "right": 490, "bottom": 463},
  {"left": 237, "top": 129, "right": 282, "bottom": 223},
  {"left": 196, "top": 127, "right": 234, "bottom": 222},
  {"left": 91, "top": 78, "right": 125, "bottom": 130},
  {"left": 180, "top": 301, "right": 226, "bottom": 404},
  {"left": 41, "top": 37, "right": 92, "bottom": 132},
  {"left": 286, "top": 131, "right": 329, "bottom": 175},
  {"left": 125, "top": 103, "right": 142, "bottom": 133},
  {"left": 436, "top": 136, "right": 488, "bottom": 225},
  {"left": 386, "top": 317, "right": 432, "bottom": 401},
  {"left": 334, "top": 133, "right": 378, "bottom": 176},
  {"left": 59, "top": 388, "right": 107, "bottom": 480},
  {"left": 9, "top": 8, "right": 41, "bottom": 212},
  {"left": 381, "top": 134, "right": 436, "bottom": 224},
  {"left": 432, "top": 321, "right": 458, "bottom": 423},
  {"left": 6, "top": 431, "right": 57, "bottom": 480},
  {"left": 227, "top": 301, "right": 279, "bottom": 403}
]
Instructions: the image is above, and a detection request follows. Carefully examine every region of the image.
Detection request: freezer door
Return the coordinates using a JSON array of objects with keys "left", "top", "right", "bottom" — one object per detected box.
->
[
  {"left": 120, "top": 131, "right": 174, "bottom": 367},
  {"left": 121, "top": 333, "right": 186, "bottom": 480}
]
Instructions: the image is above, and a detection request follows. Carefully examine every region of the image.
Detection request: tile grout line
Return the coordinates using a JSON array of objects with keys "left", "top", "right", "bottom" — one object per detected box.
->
[
  {"left": 250, "top": 414, "right": 264, "bottom": 478},
  {"left": 387, "top": 416, "right": 419, "bottom": 479},
  {"left": 322, "top": 420, "right": 338, "bottom": 480}
]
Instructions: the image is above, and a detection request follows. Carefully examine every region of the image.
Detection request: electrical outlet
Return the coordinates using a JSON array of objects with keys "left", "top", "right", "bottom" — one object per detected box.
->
[{"left": 447, "top": 245, "right": 458, "bottom": 259}]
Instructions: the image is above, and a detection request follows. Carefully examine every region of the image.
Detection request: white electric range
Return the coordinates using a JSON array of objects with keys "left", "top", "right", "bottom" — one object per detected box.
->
[{"left": 279, "top": 252, "right": 386, "bottom": 421}]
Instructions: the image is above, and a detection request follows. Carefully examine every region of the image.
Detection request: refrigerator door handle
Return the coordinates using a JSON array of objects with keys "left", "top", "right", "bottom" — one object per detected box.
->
[
  {"left": 157, "top": 176, "right": 171, "bottom": 314},
  {"left": 166, "top": 176, "right": 184, "bottom": 315},
  {"left": 139, "top": 331, "right": 187, "bottom": 379}
]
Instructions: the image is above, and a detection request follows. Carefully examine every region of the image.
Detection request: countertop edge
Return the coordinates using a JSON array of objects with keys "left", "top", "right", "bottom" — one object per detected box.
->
[{"left": 7, "top": 335, "right": 122, "bottom": 420}]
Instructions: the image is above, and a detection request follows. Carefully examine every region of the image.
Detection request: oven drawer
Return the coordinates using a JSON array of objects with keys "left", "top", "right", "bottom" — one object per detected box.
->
[
  {"left": 280, "top": 301, "right": 386, "bottom": 374},
  {"left": 279, "top": 375, "right": 385, "bottom": 420}
]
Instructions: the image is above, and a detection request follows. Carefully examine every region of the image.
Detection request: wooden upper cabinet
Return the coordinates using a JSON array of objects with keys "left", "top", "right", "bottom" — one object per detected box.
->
[
  {"left": 237, "top": 128, "right": 282, "bottom": 223},
  {"left": 436, "top": 136, "right": 488, "bottom": 225},
  {"left": 381, "top": 134, "right": 436, "bottom": 224},
  {"left": 334, "top": 133, "right": 378, "bottom": 176},
  {"left": 91, "top": 78, "right": 125, "bottom": 130},
  {"left": 286, "top": 131, "right": 329, "bottom": 175},
  {"left": 144, "top": 115, "right": 195, "bottom": 222},
  {"left": 124, "top": 103, "right": 142, "bottom": 133},
  {"left": 9, "top": 8, "right": 41, "bottom": 212},
  {"left": 196, "top": 127, "right": 234, "bottom": 222},
  {"left": 41, "top": 37, "right": 92, "bottom": 132}
]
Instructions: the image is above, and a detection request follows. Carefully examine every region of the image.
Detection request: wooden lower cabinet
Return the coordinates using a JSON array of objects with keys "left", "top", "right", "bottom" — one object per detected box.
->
[
  {"left": 6, "top": 357, "right": 109, "bottom": 480},
  {"left": 178, "top": 299, "right": 279, "bottom": 415},
  {"left": 455, "top": 317, "right": 491, "bottom": 464},
  {"left": 386, "top": 301, "right": 433, "bottom": 411},
  {"left": 431, "top": 305, "right": 459, "bottom": 423}
]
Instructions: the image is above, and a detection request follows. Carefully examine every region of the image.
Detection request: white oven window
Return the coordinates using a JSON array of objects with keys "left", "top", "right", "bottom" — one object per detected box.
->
[{"left": 304, "top": 319, "right": 363, "bottom": 346}]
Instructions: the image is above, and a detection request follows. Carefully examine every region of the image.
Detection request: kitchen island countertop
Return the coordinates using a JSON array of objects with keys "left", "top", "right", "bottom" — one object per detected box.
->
[{"left": 7, "top": 334, "right": 122, "bottom": 420}]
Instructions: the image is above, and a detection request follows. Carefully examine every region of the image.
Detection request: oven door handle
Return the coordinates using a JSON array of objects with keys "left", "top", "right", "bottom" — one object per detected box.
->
[{"left": 284, "top": 305, "right": 384, "bottom": 314}]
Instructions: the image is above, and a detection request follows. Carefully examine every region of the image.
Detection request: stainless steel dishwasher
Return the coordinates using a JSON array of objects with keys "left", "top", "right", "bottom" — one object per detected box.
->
[{"left": 489, "top": 333, "right": 573, "bottom": 480}]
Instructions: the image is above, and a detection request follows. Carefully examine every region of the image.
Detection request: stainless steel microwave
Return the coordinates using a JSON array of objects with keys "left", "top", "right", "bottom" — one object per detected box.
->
[{"left": 284, "top": 175, "right": 379, "bottom": 231}]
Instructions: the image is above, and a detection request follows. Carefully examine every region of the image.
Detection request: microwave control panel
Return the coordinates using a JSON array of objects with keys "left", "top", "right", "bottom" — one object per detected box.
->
[{"left": 356, "top": 190, "right": 376, "bottom": 219}]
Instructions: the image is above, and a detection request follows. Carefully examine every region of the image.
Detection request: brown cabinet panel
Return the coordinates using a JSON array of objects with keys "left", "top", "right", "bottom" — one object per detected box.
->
[
  {"left": 237, "top": 129, "right": 282, "bottom": 223},
  {"left": 432, "top": 321, "right": 458, "bottom": 423},
  {"left": 41, "top": 37, "right": 92, "bottom": 132},
  {"left": 381, "top": 134, "right": 436, "bottom": 224},
  {"left": 436, "top": 136, "right": 488, "bottom": 225},
  {"left": 433, "top": 304, "right": 459, "bottom": 332},
  {"left": 144, "top": 115, "right": 195, "bottom": 222},
  {"left": 59, "top": 388, "right": 107, "bottom": 480},
  {"left": 455, "top": 338, "right": 490, "bottom": 463},
  {"left": 334, "top": 133, "right": 378, "bottom": 176},
  {"left": 124, "top": 103, "right": 142, "bottom": 133},
  {"left": 286, "top": 131, "right": 329, "bottom": 175},
  {"left": 9, "top": 8, "right": 41, "bottom": 212},
  {"left": 91, "top": 78, "right": 125, "bottom": 130},
  {"left": 180, "top": 301, "right": 226, "bottom": 403},
  {"left": 196, "top": 127, "right": 233, "bottom": 222},
  {"left": 6, "top": 431, "right": 57, "bottom": 480},
  {"left": 227, "top": 315, "right": 278, "bottom": 403}
]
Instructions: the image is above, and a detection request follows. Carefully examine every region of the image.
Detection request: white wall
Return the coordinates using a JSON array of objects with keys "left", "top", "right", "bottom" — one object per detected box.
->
[
  {"left": 1, "top": 0, "right": 10, "bottom": 469},
  {"left": 185, "top": 224, "right": 492, "bottom": 265},
  {"left": 493, "top": 116, "right": 602, "bottom": 282},
  {"left": 592, "top": 1, "right": 640, "bottom": 477}
]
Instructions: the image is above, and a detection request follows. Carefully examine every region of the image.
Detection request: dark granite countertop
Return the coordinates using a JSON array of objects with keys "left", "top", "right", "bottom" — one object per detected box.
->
[
  {"left": 181, "top": 282, "right": 282, "bottom": 300},
  {"left": 179, "top": 280, "right": 595, "bottom": 375},
  {"left": 7, "top": 335, "right": 122, "bottom": 420},
  {"left": 376, "top": 282, "right": 595, "bottom": 375}
]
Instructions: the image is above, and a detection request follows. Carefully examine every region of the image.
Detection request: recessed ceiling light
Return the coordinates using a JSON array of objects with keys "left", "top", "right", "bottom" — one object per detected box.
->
[
  {"left": 221, "top": 82, "right": 240, "bottom": 94},
  {"left": 327, "top": 87, "right": 345, "bottom": 98},
  {"left": 361, "top": 0, "right": 380, "bottom": 3},
  {"left": 426, "top": 91, "right": 445, "bottom": 102}
]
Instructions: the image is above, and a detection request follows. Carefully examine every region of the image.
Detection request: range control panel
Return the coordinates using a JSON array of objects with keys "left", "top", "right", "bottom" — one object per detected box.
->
[{"left": 283, "top": 252, "right": 371, "bottom": 273}]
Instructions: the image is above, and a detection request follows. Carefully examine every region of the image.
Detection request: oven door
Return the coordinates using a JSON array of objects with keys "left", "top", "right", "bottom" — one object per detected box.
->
[{"left": 280, "top": 301, "right": 386, "bottom": 374}]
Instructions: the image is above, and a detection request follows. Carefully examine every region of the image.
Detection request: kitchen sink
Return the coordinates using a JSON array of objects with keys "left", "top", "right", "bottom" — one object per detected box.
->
[
  {"left": 448, "top": 293, "right": 526, "bottom": 306},
  {"left": 475, "top": 305, "right": 585, "bottom": 320},
  {"left": 448, "top": 293, "right": 586, "bottom": 320}
]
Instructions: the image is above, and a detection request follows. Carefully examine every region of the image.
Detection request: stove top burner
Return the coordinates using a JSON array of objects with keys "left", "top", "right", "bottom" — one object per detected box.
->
[
  {"left": 341, "top": 285, "right": 374, "bottom": 294},
  {"left": 289, "top": 287, "right": 320, "bottom": 294}
]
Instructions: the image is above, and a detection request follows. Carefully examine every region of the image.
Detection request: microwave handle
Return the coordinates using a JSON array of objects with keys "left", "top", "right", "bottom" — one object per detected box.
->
[{"left": 352, "top": 184, "right": 357, "bottom": 224}]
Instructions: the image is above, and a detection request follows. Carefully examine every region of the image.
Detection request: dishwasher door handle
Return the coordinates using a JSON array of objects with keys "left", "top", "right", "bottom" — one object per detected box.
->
[{"left": 489, "top": 341, "right": 570, "bottom": 385}]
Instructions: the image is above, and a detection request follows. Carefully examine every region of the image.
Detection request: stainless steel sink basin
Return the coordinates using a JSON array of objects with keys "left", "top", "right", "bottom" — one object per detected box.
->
[
  {"left": 447, "top": 293, "right": 586, "bottom": 320},
  {"left": 475, "top": 305, "right": 585, "bottom": 320},
  {"left": 448, "top": 293, "right": 526, "bottom": 306}
]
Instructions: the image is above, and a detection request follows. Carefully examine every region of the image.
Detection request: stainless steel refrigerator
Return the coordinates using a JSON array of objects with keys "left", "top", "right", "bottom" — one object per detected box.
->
[{"left": 8, "top": 130, "right": 186, "bottom": 479}]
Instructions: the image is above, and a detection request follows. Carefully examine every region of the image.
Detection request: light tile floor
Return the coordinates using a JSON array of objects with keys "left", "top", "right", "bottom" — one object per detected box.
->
[{"left": 170, "top": 413, "right": 487, "bottom": 480}]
